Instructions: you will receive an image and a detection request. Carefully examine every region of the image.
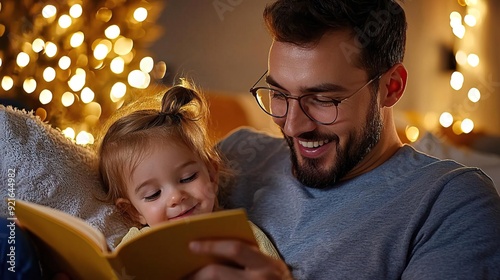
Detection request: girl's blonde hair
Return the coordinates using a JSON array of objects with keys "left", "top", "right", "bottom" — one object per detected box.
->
[{"left": 98, "top": 82, "right": 228, "bottom": 224}]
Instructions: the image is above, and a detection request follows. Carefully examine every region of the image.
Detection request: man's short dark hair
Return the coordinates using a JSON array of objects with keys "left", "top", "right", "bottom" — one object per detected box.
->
[{"left": 263, "top": 0, "right": 407, "bottom": 78}]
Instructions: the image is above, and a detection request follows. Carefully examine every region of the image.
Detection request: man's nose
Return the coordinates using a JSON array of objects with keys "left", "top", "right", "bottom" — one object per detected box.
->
[{"left": 281, "top": 100, "right": 317, "bottom": 137}]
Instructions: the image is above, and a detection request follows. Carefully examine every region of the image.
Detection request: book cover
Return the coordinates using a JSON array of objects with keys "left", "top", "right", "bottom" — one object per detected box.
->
[{"left": 14, "top": 199, "right": 256, "bottom": 280}]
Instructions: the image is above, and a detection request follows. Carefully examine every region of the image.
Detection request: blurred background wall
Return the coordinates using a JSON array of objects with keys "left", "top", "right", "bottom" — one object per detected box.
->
[{"left": 151, "top": 0, "right": 500, "bottom": 137}]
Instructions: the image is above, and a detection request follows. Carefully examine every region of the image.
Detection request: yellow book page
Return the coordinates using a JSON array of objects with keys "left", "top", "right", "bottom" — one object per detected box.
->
[
  {"left": 109, "top": 209, "right": 256, "bottom": 280},
  {"left": 14, "top": 200, "right": 116, "bottom": 280}
]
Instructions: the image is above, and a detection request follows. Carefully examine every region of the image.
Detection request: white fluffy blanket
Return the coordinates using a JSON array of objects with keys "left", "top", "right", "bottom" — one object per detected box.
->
[{"left": 0, "top": 105, "right": 128, "bottom": 248}]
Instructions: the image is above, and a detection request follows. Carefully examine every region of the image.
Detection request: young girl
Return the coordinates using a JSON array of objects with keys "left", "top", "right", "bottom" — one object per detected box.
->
[{"left": 97, "top": 82, "right": 279, "bottom": 259}]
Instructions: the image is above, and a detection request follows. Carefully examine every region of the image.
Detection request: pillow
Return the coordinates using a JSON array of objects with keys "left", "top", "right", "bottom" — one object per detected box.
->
[
  {"left": 413, "top": 132, "right": 500, "bottom": 195},
  {"left": 0, "top": 105, "right": 129, "bottom": 248}
]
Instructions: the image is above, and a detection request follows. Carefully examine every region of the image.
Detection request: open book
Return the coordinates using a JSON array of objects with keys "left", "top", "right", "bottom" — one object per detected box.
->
[{"left": 14, "top": 199, "right": 257, "bottom": 280}]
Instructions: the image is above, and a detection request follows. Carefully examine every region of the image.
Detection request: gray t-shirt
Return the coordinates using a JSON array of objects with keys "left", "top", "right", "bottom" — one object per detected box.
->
[{"left": 219, "top": 128, "right": 500, "bottom": 280}]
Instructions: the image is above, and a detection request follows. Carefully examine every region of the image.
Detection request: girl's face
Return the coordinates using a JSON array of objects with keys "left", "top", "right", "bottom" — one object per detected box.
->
[{"left": 122, "top": 140, "right": 218, "bottom": 227}]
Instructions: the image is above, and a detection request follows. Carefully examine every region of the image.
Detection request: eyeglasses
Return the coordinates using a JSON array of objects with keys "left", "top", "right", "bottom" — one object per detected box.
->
[{"left": 249, "top": 71, "right": 382, "bottom": 125}]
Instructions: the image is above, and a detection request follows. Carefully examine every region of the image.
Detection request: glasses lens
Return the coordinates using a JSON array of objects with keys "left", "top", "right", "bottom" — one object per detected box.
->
[
  {"left": 255, "top": 88, "right": 287, "bottom": 117},
  {"left": 300, "top": 95, "right": 339, "bottom": 124}
]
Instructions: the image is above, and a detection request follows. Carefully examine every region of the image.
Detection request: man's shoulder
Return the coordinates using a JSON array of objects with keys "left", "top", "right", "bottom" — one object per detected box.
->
[{"left": 219, "top": 127, "right": 283, "bottom": 152}]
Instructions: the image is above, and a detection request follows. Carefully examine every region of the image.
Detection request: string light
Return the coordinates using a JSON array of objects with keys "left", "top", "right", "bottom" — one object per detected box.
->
[
  {"left": 450, "top": 71, "right": 464, "bottom": 90},
  {"left": 23, "top": 78, "right": 37, "bottom": 94},
  {"left": 32, "top": 38, "right": 45, "bottom": 53},
  {"left": 1, "top": 76, "right": 14, "bottom": 91},
  {"left": 70, "top": 32, "right": 85, "bottom": 48},
  {"left": 62, "top": 127, "right": 76, "bottom": 140},
  {"left": 461, "top": 118, "right": 474, "bottom": 133},
  {"left": 467, "top": 88, "right": 481, "bottom": 103},
  {"left": 58, "top": 14, "right": 72, "bottom": 29},
  {"left": 42, "top": 5, "right": 57, "bottom": 19},
  {"left": 438, "top": 0, "right": 485, "bottom": 135},
  {"left": 69, "top": 4, "right": 83, "bottom": 18},
  {"left": 439, "top": 112, "right": 454, "bottom": 128},
  {"left": 61, "top": 92, "right": 75, "bottom": 107},
  {"left": 133, "top": 7, "right": 148, "bottom": 22},
  {"left": 0, "top": 1, "right": 165, "bottom": 145},
  {"left": 467, "top": 53, "right": 479, "bottom": 67},
  {"left": 16, "top": 52, "right": 30, "bottom": 67},
  {"left": 39, "top": 89, "right": 53, "bottom": 105},
  {"left": 405, "top": 126, "right": 420, "bottom": 143}
]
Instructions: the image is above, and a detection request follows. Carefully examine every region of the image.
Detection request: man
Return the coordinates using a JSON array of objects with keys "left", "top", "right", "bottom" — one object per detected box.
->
[{"left": 189, "top": 0, "right": 500, "bottom": 279}]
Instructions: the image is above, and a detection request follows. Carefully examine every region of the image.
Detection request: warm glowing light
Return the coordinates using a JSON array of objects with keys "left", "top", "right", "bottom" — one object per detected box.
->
[
  {"left": 62, "top": 127, "right": 75, "bottom": 139},
  {"left": 68, "top": 68, "right": 86, "bottom": 92},
  {"left": 468, "top": 88, "right": 481, "bottom": 103},
  {"left": 105, "top": 25, "right": 120, "bottom": 39},
  {"left": 405, "top": 126, "right": 420, "bottom": 143},
  {"left": 464, "top": 14, "right": 477, "bottom": 27},
  {"left": 58, "top": 14, "right": 72, "bottom": 28},
  {"left": 110, "top": 57, "right": 125, "bottom": 74},
  {"left": 153, "top": 61, "right": 167, "bottom": 79},
  {"left": 128, "top": 70, "right": 150, "bottom": 89},
  {"left": 140, "top": 57, "right": 154, "bottom": 73},
  {"left": 457, "top": 0, "right": 467, "bottom": 6},
  {"left": 39, "top": 89, "right": 53, "bottom": 104},
  {"left": 32, "top": 38, "right": 45, "bottom": 53},
  {"left": 42, "top": 5, "right": 57, "bottom": 18},
  {"left": 70, "top": 31, "right": 85, "bottom": 48},
  {"left": 85, "top": 102, "right": 102, "bottom": 118},
  {"left": 35, "top": 108, "right": 47, "bottom": 121},
  {"left": 96, "top": 7, "right": 113, "bottom": 22},
  {"left": 453, "top": 25, "right": 466, "bottom": 39},
  {"left": 110, "top": 82, "right": 127, "bottom": 102},
  {"left": 461, "top": 118, "right": 474, "bottom": 133},
  {"left": 133, "top": 7, "right": 148, "bottom": 22},
  {"left": 77, "top": 54, "right": 89, "bottom": 67},
  {"left": 81, "top": 87, "right": 95, "bottom": 103},
  {"left": 450, "top": 11, "right": 462, "bottom": 28},
  {"left": 439, "top": 112, "right": 454, "bottom": 128},
  {"left": 76, "top": 131, "right": 94, "bottom": 145},
  {"left": 61, "top": 92, "right": 75, "bottom": 107},
  {"left": 23, "top": 78, "right": 37, "bottom": 93},
  {"left": 43, "top": 67, "right": 56, "bottom": 82},
  {"left": 16, "top": 52, "right": 30, "bottom": 67},
  {"left": 94, "top": 43, "right": 110, "bottom": 60},
  {"left": 87, "top": 132, "right": 95, "bottom": 145},
  {"left": 121, "top": 52, "right": 134, "bottom": 64},
  {"left": 466, "top": 0, "right": 478, "bottom": 6},
  {"left": 114, "top": 37, "right": 134, "bottom": 55},
  {"left": 468, "top": 8, "right": 481, "bottom": 22},
  {"left": 467, "top": 53, "right": 479, "bottom": 67},
  {"left": 69, "top": 4, "right": 83, "bottom": 18},
  {"left": 450, "top": 71, "right": 464, "bottom": 90},
  {"left": 58, "top": 56, "right": 71, "bottom": 70},
  {"left": 45, "top": 42, "right": 58, "bottom": 57},
  {"left": 452, "top": 121, "right": 463, "bottom": 135},
  {"left": 455, "top": 50, "right": 468, "bottom": 65},
  {"left": 1, "top": 76, "right": 14, "bottom": 91}
]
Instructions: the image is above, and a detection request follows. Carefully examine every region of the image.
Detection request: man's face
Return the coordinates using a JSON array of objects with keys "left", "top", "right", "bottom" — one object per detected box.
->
[{"left": 267, "top": 31, "right": 383, "bottom": 188}]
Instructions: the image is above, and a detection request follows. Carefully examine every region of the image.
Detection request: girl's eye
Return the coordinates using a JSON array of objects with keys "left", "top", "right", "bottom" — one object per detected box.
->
[
  {"left": 180, "top": 172, "right": 198, "bottom": 184},
  {"left": 144, "top": 190, "right": 161, "bottom": 201}
]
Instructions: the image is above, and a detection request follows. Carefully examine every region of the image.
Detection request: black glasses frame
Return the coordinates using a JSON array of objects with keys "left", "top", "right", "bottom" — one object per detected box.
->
[{"left": 249, "top": 70, "right": 382, "bottom": 125}]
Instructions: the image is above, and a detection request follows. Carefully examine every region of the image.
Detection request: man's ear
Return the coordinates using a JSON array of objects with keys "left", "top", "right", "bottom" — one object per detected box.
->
[
  {"left": 116, "top": 198, "right": 147, "bottom": 225},
  {"left": 381, "top": 63, "right": 408, "bottom": 107}
]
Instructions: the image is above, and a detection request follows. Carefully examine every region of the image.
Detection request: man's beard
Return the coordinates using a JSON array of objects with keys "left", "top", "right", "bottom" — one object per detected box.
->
[{"left": 284, "top": 94, "right": 383, "bottom": 189}]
